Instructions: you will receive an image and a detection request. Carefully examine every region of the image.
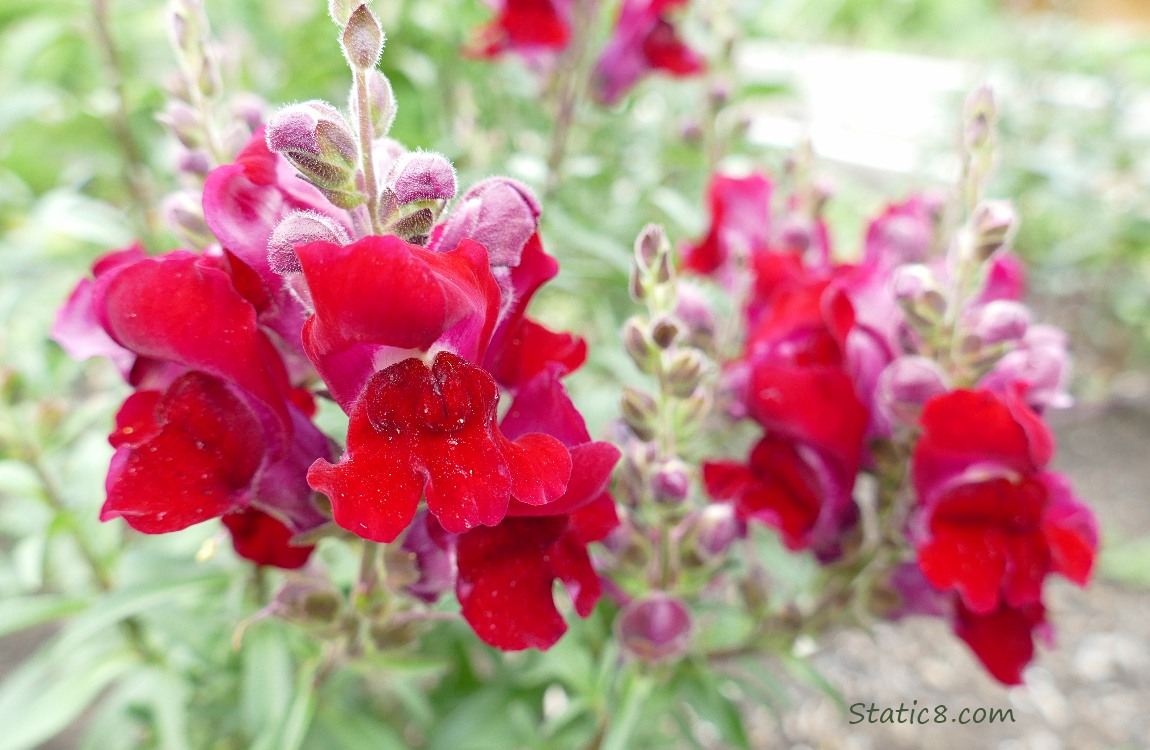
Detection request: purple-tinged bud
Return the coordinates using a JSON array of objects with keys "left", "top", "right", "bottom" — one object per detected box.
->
[
  {"left": 435, "top": 178, "right": 540, "bottom": 267},
  {"left": 622, "top": 316, "right": 655, "bottom": 373},
  {"left": 616, "top": 593, "right": 691, "bottom": 662},
  {"left": 621, "top": 387, "right": 658, "bottom": 441},
  {"left": 388, "top": 152, "right": 457, "bottom": 205},
  {"left": 268, "top": 211, "right": 352, "bottom": 275},
  {"left": 162, "top": 191, "right": 211, "bottom": 246},
  {"left": 892, "top": 264, "right": 946, "bottom": 326},
  {"left": 979, "top": 324, "right": 1072, "bottom": 411},
  {"left": 695, "top": 503, "right": 742, "bottom": 559},
  {"left": 651, "top": 460, "right": 690, "bottom": 505},
  {"left": 266, "top": 101, "right": 358, "bottom": 189},
  {"left": 273, "top": 579, "right": 342, "bottom": 627},
  {"left": 971, "top": 200, "right": 1017, "bottom": 260},
  {"left": 158, "top": 102, "right": 201, "bottom": 149},
  {"left": 634, "top": 224, "right": 665, "bottom": 270},
  {"left": 963, "top": 85, "right": 997, "bottom": 152},
  {"left": 388, "top": 208, "right": 435, "bottom": 242},
  {"left": 341, "top": 4, "right": 384, "bottom": 71},
  {"left": 667, "top": 349, "right": 707, "bottom": 398},
  {"left": 673, "top": 282, "right": 715, "bottom": 339},
  {"left": 876, "top": 355, "right": 949, "bottom": 428},
  {"left": 400, "top": 510, "right": 456, "bottom": 605},
  {"left": 177, "top": 148, "right": 212, "bottom": 178},
  {"left": 966, "top": 300, "right": 1030, "bottom": 347},
  {"left": 230, "top": 93, "right": 265, "bottom": 130},
  {"left": 349, "top": 69, "right": 396, "bottom": 139},
  {"left": 649, "top": 315, "right": 681, "bottom": 349}
]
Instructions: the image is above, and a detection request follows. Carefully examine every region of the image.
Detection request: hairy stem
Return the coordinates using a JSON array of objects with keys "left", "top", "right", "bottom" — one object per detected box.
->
[{"left": 354, "top": 69, "right": 383, "bottom": 234}]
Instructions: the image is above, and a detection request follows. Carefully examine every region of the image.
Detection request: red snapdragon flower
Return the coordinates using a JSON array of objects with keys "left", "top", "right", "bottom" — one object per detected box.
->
[
  {"left": 468, "top": 0, "right": 574, "bottom": 60},
  {"left": 54, "top": 247, "right": 333, "bottom": 552},
  {"left": 592, "top": 0, "right": 704, "bottom": 105},
  {"left": 910, "top": 388, "right": 1097, "bottom": 683}
]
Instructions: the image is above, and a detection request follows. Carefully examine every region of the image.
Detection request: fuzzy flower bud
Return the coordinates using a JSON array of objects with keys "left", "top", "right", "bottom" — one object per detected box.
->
[
  {"left": 876, "top": 355, "right": 949, "bottom": 428},
  {"left": 616, "top": 594, "right": 692, "bottom": 662},
  {"left": 388, "top": 152, "right": 457, "bottom": 206},
  {"left": 349, "top": 69, "right": 396, "bottom": 139},
  {"left": 622, "top": 317, "right": 655, "bottom": 373},
  {"left": 268, "top": 211, "right": 352, "bottom": 275},
  {"left": 971, "top": 200, "right": 1017, "bottom": 260},
  {"left": 694, "top": 503, "right": 741, "bottom": 559},
  {"left": 162, "top": 191, "right": 211, "bottom": 246},
  {"left": 328, "top": 0, "right": 359, "bottom": 26},
  {"left": 621, "top": 387, "right": 658, "bottom": 441},
  {"left": 967, "top": 300, "right": 1030, "bottom": 347},
  {"left": 266, "top": 101, "right": 359, "bottom": 189},
  {"left": 667, "top": 349, "right": 707, "bottom": 398},
  {"left": 649, "top": 315, "right": 681, "bottom": 349},
  {"left": 435, "top": 178, "right": 540, "bottom": 267},
  {"left": 892, "top": 264, "right": 946, "bottom": 327},
  {"left": 651, "top": 460, "right": 690, "bottom": 505},
  {"left": 341, "top": 4, "right": 384, "bottom": 71}
]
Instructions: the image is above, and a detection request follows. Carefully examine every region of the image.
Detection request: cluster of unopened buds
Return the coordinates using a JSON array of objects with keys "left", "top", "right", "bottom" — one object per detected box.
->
[
  {"left": 53, "top": 0, "right": 1096, "bottom": 691},
  {"left": 56, "top": 1, "right": 621, "bottom": 653}
]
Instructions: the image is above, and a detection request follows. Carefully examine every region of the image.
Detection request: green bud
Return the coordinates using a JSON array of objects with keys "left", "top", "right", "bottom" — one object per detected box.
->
[
  {"left": 388, "top": 208, "right": 435, "bottom": 242},
  {"left": 666, "top": 349, "right": 706, "bottom": 398},
  {"left": 622, "top": 317, "right": 655, "bottom": 372},
  {"left": 621, "top": 387, "right": 657, "bottom": 441}
]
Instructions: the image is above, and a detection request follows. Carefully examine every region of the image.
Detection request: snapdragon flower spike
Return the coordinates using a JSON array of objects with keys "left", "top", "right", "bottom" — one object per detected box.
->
[
  {"left": 592, "top": 0, "right": 705, "bottom": 105},
  {"left": 467, "top": 0, "right": 574, "bottom": 60},
  {"left": 911, "top": 388, "right": 1097, "bottom": 616}
]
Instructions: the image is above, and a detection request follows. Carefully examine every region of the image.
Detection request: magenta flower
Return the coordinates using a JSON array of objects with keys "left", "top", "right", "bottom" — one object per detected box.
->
[
  {"left": 467, "top": 0, "right": 574, "bottom": 60},
  {"left": 592, "top": 0, "right": 704, "bottom": 105}
]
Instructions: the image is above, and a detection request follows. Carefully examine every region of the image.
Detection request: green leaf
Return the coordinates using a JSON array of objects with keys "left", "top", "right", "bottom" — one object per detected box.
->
[
  {"left": 673, "top": 660, "right": 751, "bottom": 750},
  {"left": 1099, "top": 536, "right": 1150, "bottom": 588},
  {"left": 276, "top": 658, "right": 320, "bottom": 750},
  {"left": 240, "top": 622, "right": 295, "bottom": 741},
  {"left": 780, "top": 652, "right": 846, "bottom": 714},
  {"left": 0, "top": 640, "right": 134, "bottom": 750},
  {"left": 0, "top": 593, "right": 87, "bottom": 638},
  {"left": 601, "top": 671, "right": 655, "bottom": 750}
]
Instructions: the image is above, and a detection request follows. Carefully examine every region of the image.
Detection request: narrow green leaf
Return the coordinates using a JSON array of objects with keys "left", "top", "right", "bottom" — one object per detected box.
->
[
  {"left": 0, "top": 593, "right": 87, "bottom": 638},
  {"left": 601, "top": 671, "right": 655, "bottom": 750},
  {"left": 277, "top": 658, "right": 320, "bottom": 750}
]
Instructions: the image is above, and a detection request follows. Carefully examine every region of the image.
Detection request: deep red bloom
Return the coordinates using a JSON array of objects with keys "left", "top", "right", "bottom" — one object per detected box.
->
[
  {"left": 456, "top": 493, "right": 617, "bottom": 650},
  {"left": 59, "top": 249, "right": 333, "bottom": 537},
  {"left": 468, "top": 0, "right": 573, "bottom": 60},
  {"left": 295, "top": 234, "right": 502, "bottom": 408},
  {"left": 222, "top": 507, "right": 315, "bottom": 569},
  {"left": 307, "top": 351, "right": 572, "bottom": 542},
  {"left": 912, "top": 389, "right": 1097, "bottom": 614},
  {"left": 953, "top": 599, "right": 1047, "bottom": 686},
  {"left": 592, "top": 0, "right": 704, "bottom": 105},
  {"left": 682, "top": 173, "right": 772, "bottom": 277}
]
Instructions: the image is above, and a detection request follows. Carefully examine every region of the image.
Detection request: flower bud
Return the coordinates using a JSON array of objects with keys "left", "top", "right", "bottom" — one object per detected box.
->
[
  {"left": 966, "top": 300, "right": 1030, "bottom": 347},
  {"left": 349, "top": 69, "right": 396, "bottom": 139},
  {"left": 667, "top": 349, "right": 706, "bottom": 398},
  {"left": 673, "top": 282, "right": 715, "bottom": 340},
  {"left": 679, "top": 389, "right": 711, "bottom": 423},
  {"left": 740, "top": 564, "right": 770, "bottom": 613},
  {"left": 622, "top": 316, "right": 655, "bottom": 373},
  {"left": 651, "top": 460, "right": 690, "bottom": 505},
  {"left": 971, "top": 200, "right": 1017, "bottom": 260},
  {"left": 649, "top": 314, "right": 681, "bottom": 349},
  {"left": 158, "top": 102, "right": 201, "bottom": 149},
  {"left": 634, "top": 223, "right": 665, "bottom": 270},
  {"left": 694, "top": 503, "right": 742, "bottom": 559},
  {"left": 435, "top": 178, "right": 540, "bottom": 267},
  {"left": 230, "top": 93, "right": 265, "bottom": 130},
  {"left": 369, "top": 618, "right": 420, "bottom": 651},
  {"left": 621, "top": 387, "right": 657, "bottom": 441},
  {"left": 616, "top": 593, "right": 692, "bottom": 662},
  {"left": 178, "top": 148, "right": 212, "bottom": 177},
  {"left": 273, "top": 580, "right": 342, "bottom": 626},
  {"left": 268, "top": 210, "right": 352, "bottom": 275},
  {"left": 266, "top": 101, "right": 359, "bottom": 189},
  {"left": 388, "top": 151, "right": 457, "bottom": 205},
  {"left": 162, "top": 191, "right": 211, "bottom": 246},
  {"left": 387, "top": 208, "right": 435, "bottom": 242},
  {"left": 963, "top": 85, "right": 996, "bottom": 153},
  {"left": 341, "top": 4, "right": 384, "bottom": 70},
  {"left": 876, "top": 355, "right": 949, "bottom": 428},
  {"left": 892, "top": 264, "right": 946, "bottom": 327}
]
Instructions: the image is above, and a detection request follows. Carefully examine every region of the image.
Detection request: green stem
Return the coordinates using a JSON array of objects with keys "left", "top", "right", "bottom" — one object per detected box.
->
[
  {"left": 92, "top": 0, "right": 159, "bottom": 246},
  {"left": 354, "top": 68, "right": 383, "bottom": 234},
  {"left": 545, "top": 0, "right": 599, "bottom": 198}
]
